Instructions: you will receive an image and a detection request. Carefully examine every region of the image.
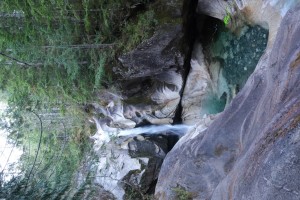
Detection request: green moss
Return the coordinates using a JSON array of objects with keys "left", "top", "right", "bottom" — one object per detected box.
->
[
  {"left": 223, "top": 14, "right": 230, "bottom": 26},
  {"left": 152, "top": 0, "right": 182, "bottom": 25},
  {"left": 211, "top": 25, "right": 268, "bottom": 87},
  {"left": 120, "top": 10, "right": 158, "bottom": 52},
  {"left": 172, "top": 187, "right": 193, "bottom": 200}
]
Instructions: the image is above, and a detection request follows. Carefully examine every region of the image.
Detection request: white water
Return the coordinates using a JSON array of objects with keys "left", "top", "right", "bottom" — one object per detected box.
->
[
  {"left": 118, "top": 124, "right": 192, "bottom": 136},
  {"left": 92, "top": 117, "right": 192, "bottom": 143}
]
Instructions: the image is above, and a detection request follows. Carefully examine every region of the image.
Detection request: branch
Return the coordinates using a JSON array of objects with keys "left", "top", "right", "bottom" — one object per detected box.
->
[
  {"left": 25, "top": 110, "right": 43, "bottom": 189},
  {"left": 0, "top": 52, "right": 32, "bottom": 66},
  {"left": 42, "top": 43, "right": 116, "bottom": 49}
]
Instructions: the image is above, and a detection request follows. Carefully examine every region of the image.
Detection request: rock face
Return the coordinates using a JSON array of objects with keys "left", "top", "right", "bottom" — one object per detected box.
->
[
  {"left": 196, "top": 0, "right": 228, "bottom": 20},
  {"left": 155, "top": 3, "right": 300, "bottom": 200},
  {"left": 181, "top": 43, "right": 228, "bottom": 124},
  {"left": 181, "top": 43, "right": 211, "bottom": 124},
  {"left": 197, "top": 0, "right": 298, "bottom": 46},
  {"left": 115, "top": 25, "right": 184, "bottom": 126},
  {"left": 117, "top": 25, "right": 183, "bottom": 80},
  {"left": 235, "top": 0, "right": 299, "bottom": 46}
]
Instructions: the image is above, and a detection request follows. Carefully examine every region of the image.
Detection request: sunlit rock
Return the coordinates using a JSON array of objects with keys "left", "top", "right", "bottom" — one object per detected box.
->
[{"left": 181, "top": 43, "right": 212, "bottom": 124}]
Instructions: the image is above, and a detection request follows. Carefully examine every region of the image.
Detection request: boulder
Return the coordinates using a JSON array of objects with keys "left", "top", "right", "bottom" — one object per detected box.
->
[{"left": 116, "top": 25, "right": 185, "bottom": 126}]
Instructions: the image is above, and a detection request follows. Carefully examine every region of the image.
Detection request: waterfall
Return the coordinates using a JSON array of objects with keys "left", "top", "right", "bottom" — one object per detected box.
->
[
  {"left": 92, "top": 117, "right": 192, "bottom": 143},
  {"left": 118, "top": 124, "right": 192, "bottom": 136}
]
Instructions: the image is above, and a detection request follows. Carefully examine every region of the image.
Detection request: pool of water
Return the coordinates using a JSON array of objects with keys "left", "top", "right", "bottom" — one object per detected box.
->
[{"left": 211, "top": 25, "right": 268, "bottom": 92}]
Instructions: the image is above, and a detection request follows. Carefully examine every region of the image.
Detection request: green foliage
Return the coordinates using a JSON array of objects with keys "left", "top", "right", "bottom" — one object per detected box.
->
[
  {"left": 0, "top": 0, "right": 168, "bottom": 198},
  {"left": 172, "top": 187, "right": 193, "bottom": 200},
  {"left": 0, "top": 107, "right": 95, "bottom": 199},
  {"left": 95, "top": 55, "right": 106, "bottom": 87},
  {"left": 0, "top": 0, "right": 161, "bottom": 111},
  {"left": 0, "top": 1, "right": 111, "bottom": 112},
  {"left": 223, "top": 14, "right": 231, "bottom": 26},
  {"left": 223, "top": 7, "right": 231, "bottom": 26},
  {"left": 121, "top": 10, "right": 158, "bottom": 51}
]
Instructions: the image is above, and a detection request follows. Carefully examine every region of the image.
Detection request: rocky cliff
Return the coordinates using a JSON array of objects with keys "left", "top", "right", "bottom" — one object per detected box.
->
[
  {"left": 156, "top": 1, "right": 300, "bottom": 199},
  {"left": 89, "top": 0, "right": 300, "bottom": 199}
]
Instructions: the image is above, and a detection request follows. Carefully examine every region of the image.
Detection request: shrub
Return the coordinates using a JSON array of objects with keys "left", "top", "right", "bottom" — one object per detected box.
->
[{"left": 172, "top": 187, "right": 193, "bottom": 200}]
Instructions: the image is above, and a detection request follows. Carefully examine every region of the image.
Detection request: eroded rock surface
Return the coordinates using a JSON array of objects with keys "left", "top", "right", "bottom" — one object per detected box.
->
[
  {"left": 155, "top": 3, "right": 300, "bottom": 200},
  {"left": 181, "top": 43, "right": 228, "bottom": 124},
  {"left": 92, "top": 133, "right": 178, "bottom": 200}
]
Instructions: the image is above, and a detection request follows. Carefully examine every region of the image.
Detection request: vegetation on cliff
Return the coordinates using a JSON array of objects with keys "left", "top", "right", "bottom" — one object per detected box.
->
[{"left": 0, "top": 0, "right": 174, "bottom": 198}]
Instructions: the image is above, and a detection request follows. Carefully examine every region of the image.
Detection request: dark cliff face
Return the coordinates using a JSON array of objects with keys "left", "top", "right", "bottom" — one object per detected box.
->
[{"left": 156, "top": 3, "right": 300, "bottom": 200}]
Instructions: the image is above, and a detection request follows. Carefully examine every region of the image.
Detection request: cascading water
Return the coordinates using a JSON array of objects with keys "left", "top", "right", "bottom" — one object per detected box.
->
[
  {"left": 92, "top": 23, "right": 268, "bottom": 146},
  {"left": 92, "top": 117, "right": 191, "bottom": 143},
  {"left": 118, "top": 124, "right": 191, "bottom": 136},
  {"left": 91, "top": 118, "right": 192, "bottom": 200}
]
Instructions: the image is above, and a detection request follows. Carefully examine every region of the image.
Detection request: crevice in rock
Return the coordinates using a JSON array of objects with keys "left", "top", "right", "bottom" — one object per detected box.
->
[
  {"left": 175, "top": 1, "right": 269, "bottom": 124},
  {"left": 173, "top": 0, "right": 199, "bottom": 124}
]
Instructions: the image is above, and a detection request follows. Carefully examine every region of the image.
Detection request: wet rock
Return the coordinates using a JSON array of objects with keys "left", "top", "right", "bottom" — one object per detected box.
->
[
  {"left": 89, "top": 90, "right": 136, "bottom": 133},
  {"left": 155, "top": 3, "right": 300, "bottom": 200},
  {"left": 211, "top": 25, "right": 268, "bottom": 88},
  {"left": 236, "top": 0, "right": 298, "bottom": 46},
  {"left": 93, "top": 133, "right": 179, "bottom": 200},
  {"left": 197, "top": 0, "right": 298, "bottom": 47}
]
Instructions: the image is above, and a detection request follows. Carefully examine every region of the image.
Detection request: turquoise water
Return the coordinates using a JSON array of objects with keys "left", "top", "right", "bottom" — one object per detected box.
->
[
  {"left": 212, "top": 25, "right": 268, "bottom": 90},
  {"left": 197, "top": 24, "right": 268, "bottom": 116},
  {"left": 201, "top": 92, "right": 227, "bottom": 115}
]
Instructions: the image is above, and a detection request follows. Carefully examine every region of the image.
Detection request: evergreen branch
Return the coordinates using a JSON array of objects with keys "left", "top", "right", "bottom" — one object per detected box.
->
[
  {"left": 42, "top": 43, "right": 116, "bottom": 49},
  {"left": 0, "top": 52, "right": 32, "bottom": 66}
]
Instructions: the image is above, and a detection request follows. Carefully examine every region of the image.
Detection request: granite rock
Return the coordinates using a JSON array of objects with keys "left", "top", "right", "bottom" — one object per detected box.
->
[{"left": 156, "top": 3, "right": 300, "bottom": 200}]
